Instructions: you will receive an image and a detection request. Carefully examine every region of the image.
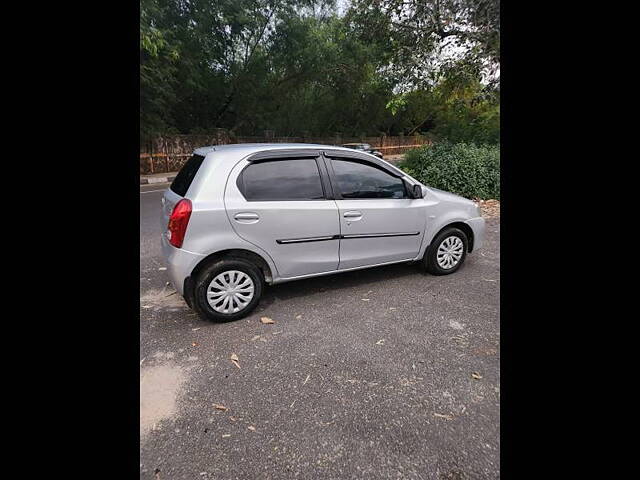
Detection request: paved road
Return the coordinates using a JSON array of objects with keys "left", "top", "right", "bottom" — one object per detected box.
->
[{"left": 140, "top": 185, "right": 500, "bottom": 479}]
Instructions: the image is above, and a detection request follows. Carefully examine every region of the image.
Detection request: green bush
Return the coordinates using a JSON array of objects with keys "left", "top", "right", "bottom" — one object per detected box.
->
[{"left": 399, "top": 142, "right": 500, "bottom": 200}]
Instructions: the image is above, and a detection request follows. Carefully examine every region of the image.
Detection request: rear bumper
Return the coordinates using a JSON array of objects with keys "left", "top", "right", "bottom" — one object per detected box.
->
[
  {"left": 464, "top": 217, "right": 486, "bottom": 252},
  {"left": 161, "top": 234, "right": 206, "bottom": 296}
]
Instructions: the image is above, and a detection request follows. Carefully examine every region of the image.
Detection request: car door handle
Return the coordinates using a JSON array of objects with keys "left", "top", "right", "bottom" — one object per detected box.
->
[
  {"left": 234, "top": 212, "right": 260, "bottom": 223},
  {"left": 343, "top": 211, "right": 363, "bottom": 220}
]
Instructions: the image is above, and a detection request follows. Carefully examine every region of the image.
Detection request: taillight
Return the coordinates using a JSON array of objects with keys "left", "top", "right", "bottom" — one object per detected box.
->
[{"left": 167, "top": 199, "right": 192, "bottom": 248}]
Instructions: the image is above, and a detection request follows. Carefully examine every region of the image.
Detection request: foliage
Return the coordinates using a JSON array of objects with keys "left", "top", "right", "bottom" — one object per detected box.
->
[
  {"left": 140, "top": 0, "right": 500, "bottom": 143},
  {"left": 347, "top": 0, "right": 500, "bottom": 89},
  {"left": 400, "top": 142, "right": 500, "bottom": 199}
]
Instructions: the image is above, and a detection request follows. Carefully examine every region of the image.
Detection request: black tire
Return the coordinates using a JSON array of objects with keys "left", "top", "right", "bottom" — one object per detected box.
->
[
  {"left": 192, "top": 258, "right": 264, "bottom": 322},
  {"left": 424, "top": 227, "right": 469, "bottom": 275}
]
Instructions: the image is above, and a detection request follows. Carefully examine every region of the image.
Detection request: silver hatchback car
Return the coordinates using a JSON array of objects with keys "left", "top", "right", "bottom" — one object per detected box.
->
[{"left": 161, "top": 143, "right": 485, "bottom": 322}]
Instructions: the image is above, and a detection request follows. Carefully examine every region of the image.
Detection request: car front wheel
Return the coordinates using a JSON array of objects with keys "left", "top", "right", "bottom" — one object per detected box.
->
[
  {"left": 192, "top": 258, "right": 263, "bottom": 322},
  {"left": 424, "top": 227, "right": 469, "bottom": 275}
]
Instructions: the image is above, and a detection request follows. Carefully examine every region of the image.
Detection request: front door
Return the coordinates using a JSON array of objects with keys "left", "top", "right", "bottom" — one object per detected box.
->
[
  {"left": 224, "top": 156, "right": 340, "bottom": 279},
  {"left": 327, "top": 157, "right": 426, "bottom": 270}
]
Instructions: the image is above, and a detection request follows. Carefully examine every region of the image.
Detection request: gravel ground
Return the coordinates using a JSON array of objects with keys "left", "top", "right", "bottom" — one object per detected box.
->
[
  {"left": 477, "top": 200, "right": 500, "bottom": 219},
  {"left": 140, "top": 189, "right": 500, "bottom": 479}
]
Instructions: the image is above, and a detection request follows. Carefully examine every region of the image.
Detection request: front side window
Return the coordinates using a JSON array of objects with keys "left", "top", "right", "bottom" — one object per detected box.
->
[
  {"left": 331, "top": 159, "right": 407, "bottom": 199},
  {"left": 240, "top": 158, "right": 325, "bottom": 201}
]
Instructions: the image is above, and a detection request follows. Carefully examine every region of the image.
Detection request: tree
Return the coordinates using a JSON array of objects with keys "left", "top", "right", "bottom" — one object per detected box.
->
[
  {"left": 347, "top": 0, "right": 500, "bottom": 89},
  {"left": 140, "top": 0, "right": 181, "bottom": 139},
  {"left": 139, "top": 0, "right": 500, "bottom": 143}
]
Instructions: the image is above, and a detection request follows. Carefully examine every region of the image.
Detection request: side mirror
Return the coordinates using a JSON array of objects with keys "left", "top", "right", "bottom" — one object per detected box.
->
[{"left": 412, "top": 184, "right": 424, "bottom": 199}]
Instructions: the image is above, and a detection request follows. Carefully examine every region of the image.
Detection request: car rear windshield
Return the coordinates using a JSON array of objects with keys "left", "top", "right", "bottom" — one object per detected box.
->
[{"left": 170, "top": 154, "right": 205, "bottom": 197}]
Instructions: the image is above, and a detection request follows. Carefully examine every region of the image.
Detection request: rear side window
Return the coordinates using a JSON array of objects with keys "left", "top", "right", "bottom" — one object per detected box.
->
[
  {"left": 239, "top": 159, "right": 325, "bottom": 201},
  {"left": 330, "top": 159, "right": 407, "bottom": 199},
  {"left": 170, "top": 154, "right": 205, "bottom": 197}
]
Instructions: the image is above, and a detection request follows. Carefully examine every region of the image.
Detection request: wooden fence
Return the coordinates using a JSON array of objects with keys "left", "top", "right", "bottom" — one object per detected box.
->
[{"left": 140, "top": 131, "right": 430, "bottom": 174}]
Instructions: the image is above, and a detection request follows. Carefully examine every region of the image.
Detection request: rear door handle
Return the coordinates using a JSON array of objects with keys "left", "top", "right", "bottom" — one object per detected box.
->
[{"left": 234, "top": 212, "right": 260, "bottom": 223}]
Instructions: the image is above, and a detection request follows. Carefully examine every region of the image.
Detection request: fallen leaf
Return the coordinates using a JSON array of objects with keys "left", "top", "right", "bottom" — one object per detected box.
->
[
  {"left": 192, "top": 342, "right": 199, "bottom": 347},
  {"left": 230, "top": 353, "right": 241, "bottom": 369},
  {"left": 247, "top": 426, "right": 256, "bottom": 432},
  {"left": 260, "top": 316, "right": 275, "bottom": 324},
  {"left": 434, "top": 413, "right": 453, "bottom": 420},
  {"left": 229, "top": 416, "right": 237, "bottom": 421},
  {"left": 472, "top": 372, "right": 483, "bottom": 380},
  {"left": 213, "top": 404, "right": 229, "bottom": 411},
  {"left": 376, "top": 339, "right": 385, "bottom": 345}
]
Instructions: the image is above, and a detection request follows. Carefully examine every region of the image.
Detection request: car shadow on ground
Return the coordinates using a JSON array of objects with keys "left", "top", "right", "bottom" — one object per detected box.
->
[{"left": 258, "top": 261, "right": 425, "bottom": 308}]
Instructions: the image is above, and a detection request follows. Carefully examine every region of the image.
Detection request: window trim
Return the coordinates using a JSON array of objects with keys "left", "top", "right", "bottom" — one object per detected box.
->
[
  {"left": 323, "top": 154, "right": 410, "bottom": 200},
  {"left": 322, "top": 149, "right": 405, "bottom": 177},
  {"left": 236, "top": 156, "right": 329, "bottom": 202},
  {"left": 246, "top": 148, "right": 321, "bottom": 162}
]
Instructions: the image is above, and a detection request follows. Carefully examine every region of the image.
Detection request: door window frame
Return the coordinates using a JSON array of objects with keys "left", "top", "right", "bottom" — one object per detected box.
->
[
  {"left": 236, "top": 152, "right": 331, "bottom": 202},
  {"left": 321, "top": 151, "right": 413, "bottom": 201}
]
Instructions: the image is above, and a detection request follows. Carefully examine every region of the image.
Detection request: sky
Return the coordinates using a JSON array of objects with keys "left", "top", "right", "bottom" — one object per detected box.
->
[{"left": 336, "top": 0, "right": 351, "bottom": 15}]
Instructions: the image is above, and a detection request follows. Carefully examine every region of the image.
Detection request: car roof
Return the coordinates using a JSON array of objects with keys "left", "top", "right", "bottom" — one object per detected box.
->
[
  {"left": 190, "top": 142, "right": 408, "bottom": 188},
  {"left": 193, "top": 143, "right": 365, "bottom": 160},
  {"left": 342, "top": 143, "right": 368, "bottom": 146}
]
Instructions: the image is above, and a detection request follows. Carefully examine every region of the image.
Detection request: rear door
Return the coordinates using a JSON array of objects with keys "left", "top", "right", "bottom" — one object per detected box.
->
[
  {"left": 224, "top": 153, "right": 340, "bottom": 279},
  {"left": 326, "top": 155, "right": 426, "bottom": 270}
]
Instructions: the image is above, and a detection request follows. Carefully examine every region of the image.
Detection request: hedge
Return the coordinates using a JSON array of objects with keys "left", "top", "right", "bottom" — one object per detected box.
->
[{"left": 399, "top": 142, "right": 500, "bottom": 200}]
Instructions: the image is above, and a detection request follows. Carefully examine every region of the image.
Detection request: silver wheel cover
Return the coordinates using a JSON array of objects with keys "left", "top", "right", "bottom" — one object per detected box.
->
[
  {"left": 436, "top": 236, "right": 464, "bottom": 269},
  {"left": 207, "top": 270, "right": 255, "bottom": 314}
]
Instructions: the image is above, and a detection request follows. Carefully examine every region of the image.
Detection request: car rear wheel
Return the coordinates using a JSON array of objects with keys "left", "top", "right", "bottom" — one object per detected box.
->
[
  {"left": 193, "top": 258, "right": 263, "bottom": 322},
  {"left": 424, "top": 227, "right": 469, "bottom": 275}
]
